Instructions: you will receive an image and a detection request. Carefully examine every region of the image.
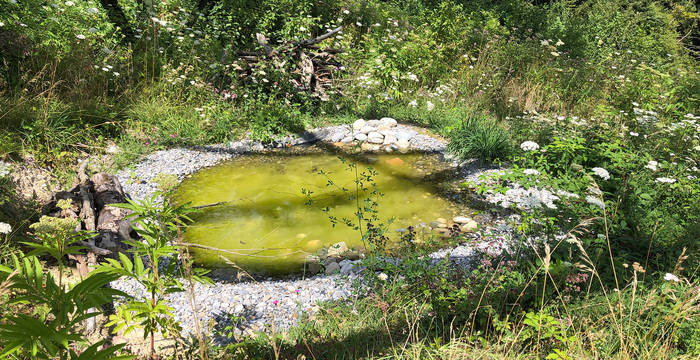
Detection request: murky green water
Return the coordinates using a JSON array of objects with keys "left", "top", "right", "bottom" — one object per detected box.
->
[{"left": 172, "top": 151, "right": 460, "bottom": 273}]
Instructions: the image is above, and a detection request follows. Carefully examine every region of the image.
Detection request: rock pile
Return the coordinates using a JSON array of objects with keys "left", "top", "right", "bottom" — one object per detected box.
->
[{"left": 348, "top": 117, "right": 411, "bottom": 153}]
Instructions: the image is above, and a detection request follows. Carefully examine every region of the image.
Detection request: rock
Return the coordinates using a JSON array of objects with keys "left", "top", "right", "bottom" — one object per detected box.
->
[
  {"left": 304, "top": 239, "right": 322, "bottom": 252},
  {"left": 396, "top": 139, "right": 410, "bottom": 152},
  {"left": 383, "top": 134, "right": 398, "bottom": 145},
  {"left": 340, "top": 262, "right": 355, "bottom": 275},
  {"left": 327, "top": 241, "right": 348, "bottom": 257},
  {"left": 459, "top": 219, "right": 479, "bottom": 233},
  {"left": 396, "top": 130, "right": 413, "bottom": 142},
  {"left": 453, "top": 216, "right": 472, "bottom": 224},
  {"left": 367, "top": 132, "right": 384, "bottom": 144},
  {"left": 304, "top": 256, "right": 321, "bottom": 275},
  {"left": 341, "top": 136, "right": 354, "bottom": 143},
  {"left": 366, "top": 119, "right": 381, "bottom": 127},
  {"left": 324, "top": 261, "right": 340, "bottom": 274},
  {"left": 360, "top": 126, "right": 377, "bottom": 134},
  {"left": 354, "top": 133, "right": 368, "bottom": 141},
  {"left": 380, "top": 117, "right": 398, "bottom": 127},
  {"left": 385, "top": 157, "right": 404, "bottom": 166},
  {"left": 437, "top": 218, "right": 447, "bottom": 223},
  {"left": 361, "top": 143, "right": 380, "bottom": 152},
  {"left": 352, "top": 119, "right": 366, "bottom": 131}
]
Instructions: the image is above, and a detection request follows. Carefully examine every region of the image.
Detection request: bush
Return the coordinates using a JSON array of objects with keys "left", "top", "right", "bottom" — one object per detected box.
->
[{"left": 447, "top": 113, "right": 511, "bottom": 162}]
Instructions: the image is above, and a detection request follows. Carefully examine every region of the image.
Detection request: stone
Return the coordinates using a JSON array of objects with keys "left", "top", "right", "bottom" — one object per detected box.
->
[
  {"left": 354, "top": 133, "right": 368, "bottom": 141},
  {"left": 396, "top": 130, "right": 413, "bottom": 141},
  {"left": 340, "top": 262, "right": 354, "bottom": 275},
  {"left": 304, "top": 259, "right": 321, "bottom": 275},
  {"left": 437, "top": 218, "right": 447, "bottom": 223},
  {"left": 304, "top": 239, "right": 322, "bottom": 252},
  {"left": 340, "top": 136, "right": 354, "bottom": 143},
  {"left": 324, "top": 261, "right": 340, "bottom": 274},
  {"left": 385, "top": 157, "right": 404, "bottom": 166},
  {"left": 459, "top": 219, "right": 478, "bottom": 233},
  {"left": 380, "top": 117, "right": 398, "bottom": 127},
  {"left": 327, "top": 241, "right": 348, "bottom": 257},
  {"left": 396, "top": 139, "right": 410, "bottom": 151},
  {"left": 352, "top": 119, "right": 366, "bottom": 131},
  {"left": 360, "top": 125, "right": 377, "bottom": 134},
  {"left": 366, "top": 119, "right": 381, "bottom": 127},
  {"left": 361, "top": 143, "right": 381, "bottom": 152},
  {"left": 452, "top": 216, "right": 472, "bottom": 224},
  {"left": 367, "top": 132, "right": 384, "bottom": 144},
  {"left": 383, "top": 134, "right": 398, "bottom": 145}
]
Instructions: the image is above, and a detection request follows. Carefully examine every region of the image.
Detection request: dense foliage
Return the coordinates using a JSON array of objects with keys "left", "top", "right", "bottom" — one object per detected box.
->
[{"left": 0, "top": 0, "right": 698, "bottom": 359}]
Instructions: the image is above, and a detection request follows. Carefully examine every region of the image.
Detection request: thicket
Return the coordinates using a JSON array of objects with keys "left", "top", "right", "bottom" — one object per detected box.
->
[{"left": 0, "top": 0, "right": 698, "bottom": 359}]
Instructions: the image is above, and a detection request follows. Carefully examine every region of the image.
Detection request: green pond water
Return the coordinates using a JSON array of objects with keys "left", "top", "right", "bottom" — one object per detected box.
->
[{"left": 172, "top": 151, "right": 461, "bottom": 273}]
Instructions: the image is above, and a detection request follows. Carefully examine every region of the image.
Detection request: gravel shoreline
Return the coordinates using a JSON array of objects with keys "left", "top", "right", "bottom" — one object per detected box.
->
[{"left": 111, "top": 122, "right": 514, "bottom": 341}]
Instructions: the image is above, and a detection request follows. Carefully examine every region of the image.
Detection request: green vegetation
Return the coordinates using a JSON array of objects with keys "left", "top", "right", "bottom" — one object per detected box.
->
[{"left": 0, "top": 0, "right": 698, "bottom": 359}]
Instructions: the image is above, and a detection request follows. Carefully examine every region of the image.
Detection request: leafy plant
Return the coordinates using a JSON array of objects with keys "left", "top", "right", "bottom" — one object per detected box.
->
[
  {"left": 96, "top": 194, "right": 209, "bottom": 359},
  {"left": 0, "top": 210, "right": 130, "bottom": 359}
]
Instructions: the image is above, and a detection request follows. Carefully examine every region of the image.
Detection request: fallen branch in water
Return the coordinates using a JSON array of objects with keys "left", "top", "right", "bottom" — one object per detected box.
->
[
  {"left": 192, "top": 202, "right": 227, "bottom": 209},
  {"left": 179, "top": 242, "right": 309, "bottom": 258}
]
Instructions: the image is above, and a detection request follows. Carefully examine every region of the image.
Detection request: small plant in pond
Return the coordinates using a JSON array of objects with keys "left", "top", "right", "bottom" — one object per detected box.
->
[
  {"left": 96, "top": 194, "right": 210, "bottom": 360},
  {"left": 302, "top": 157, "right": 393, "bottom": 252}
]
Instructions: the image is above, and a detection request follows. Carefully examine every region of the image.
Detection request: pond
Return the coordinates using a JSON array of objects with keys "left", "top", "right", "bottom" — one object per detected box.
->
[{"left": 172, "top": 150, "right": 463, "bottom": 274}]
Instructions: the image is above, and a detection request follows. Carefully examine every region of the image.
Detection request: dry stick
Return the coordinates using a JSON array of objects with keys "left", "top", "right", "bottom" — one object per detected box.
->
[{"left": 179, "top": 242, "right": 309, "bottom": 258}]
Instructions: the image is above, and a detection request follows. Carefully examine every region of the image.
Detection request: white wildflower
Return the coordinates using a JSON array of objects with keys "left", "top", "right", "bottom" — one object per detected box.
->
[
  {"left": 377, "top": 273, "right": 388, "bottom": 281},
  {"left": 664, "top": 273, "right": 680, "bottom": 282},
  {"left": 0, "top": 222, "right": 11, "bottom": 234},
  {"left": 520, "top": 141, "right": 540, "bottom": 151},
  {"left": 112, "top": 72, "right": 120, "bottom": 77},
  {"left": 76, "top": 34, "right": 86, "bottom": 40},
  {"left": 408, "top": 100, "right": 417, "bottom": 107},
  {"left": 299, "top": 26, "right": 306, "bottom": 32},
  {"left": 645, "top": 160, "right": 658, "bottom": 171},
  {"left": 555, "top": 39, "right": 564, "bottom": 46},
  {"left": 426, "top": 100, "right": 434, "bottom": 111},
  {"left": 0, "top": 161, "right": 10, "bottom": 177},
  {"left": 343, "top": 9, "right": 350, "bottom": 15},
  {"left": 523, "top": 169, "right": 540, "bottom": 176},
  {"left": 655, "top": 177, "right": 676, "bottom": 184},
  {"left": 591, "top": 167, "right": 610, "bottom": 180},
  {"left": 556, "top": 190, "right": 579, "bottom": 199},
  {"left": 586, "top": 195, "right": 605, "bottom": 209},
  {"left": 629, "top": 131, "right": 639, "bottom": 136},
  {"left": 550, "top": 51, "right": 560, "bottom": 57}
]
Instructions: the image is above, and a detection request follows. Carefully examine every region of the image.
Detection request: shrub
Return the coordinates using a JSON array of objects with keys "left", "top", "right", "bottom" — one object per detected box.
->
[{"left": 447, "top": 113, "right": 511, "bottom": 162}]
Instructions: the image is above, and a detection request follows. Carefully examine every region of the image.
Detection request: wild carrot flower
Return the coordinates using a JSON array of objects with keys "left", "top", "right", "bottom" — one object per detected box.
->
[
  {"left": 664, "top": 273, "right": 680, "bottom": 282},
  {"left": 586, "top": 195, "right": 605, "bottom": 209},
  {"left": 76, "top": 34, "right": 86, "bottom": 40},
  {"left": 520, "top": 141, "right": 540, "bottom": 151},
  {"left": 655, "top": 177, "right": 676, "bottom": 184},
  {"left": 591, "top": 167, "right": 610, "bottom": 180},
  {"left": 0, "top": 222, "right": 11, "bottom": 234},
  {"left": 645, "top": 160, "right": 658, "bottom": 171}
]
